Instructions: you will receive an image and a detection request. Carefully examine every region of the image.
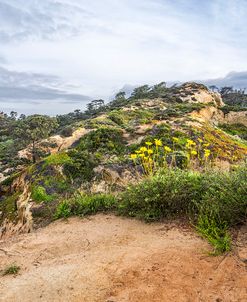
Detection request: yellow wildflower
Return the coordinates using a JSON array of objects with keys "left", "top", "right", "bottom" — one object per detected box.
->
[
  {"left": 187, "top": 139, "right": 196, "bottom": 146},
  {"left": 172, "top": 137, "right": 179, "bottom": 142},
  {"left": 140, "top": 147, "right": 148, "bottom": 152},
  {"left": 198, "top": 138, "right": 203, "bottom": 143},
  {"left": 204, "top": 149, "right": 211, "bottom": 158},
  {"left": 147, "top": 149, "right": 153, "bottom": 154},
  {"left": 130, "top": 154, "right": 137, "bottom": 160},
  {"left": 145, "top": 141, "right": 153, "bottom": 146},
  {"left": 191, "top": 150, "right": 197, "bottom": 156},
  {"left": 164, "top": 146, "right": 172, "bottom": 152},
  {"left": 154, "top": 139, "right": 162, "bottom": 146},
  {"left": 203, "top": 143, "right": 210, "bottom": 147},
  {"left": 139, "top": 153, "right": 145, "bottom": 157}
]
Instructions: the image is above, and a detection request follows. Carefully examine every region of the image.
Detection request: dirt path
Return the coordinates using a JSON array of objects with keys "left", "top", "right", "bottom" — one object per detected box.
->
[{"left": 0, "top": 215, "right": 246, "bottom": 302}]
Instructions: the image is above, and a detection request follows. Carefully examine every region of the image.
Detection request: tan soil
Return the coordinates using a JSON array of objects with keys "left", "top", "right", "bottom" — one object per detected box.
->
[{"left": 0, "top": 215, "right": 246, "bottom": 302}]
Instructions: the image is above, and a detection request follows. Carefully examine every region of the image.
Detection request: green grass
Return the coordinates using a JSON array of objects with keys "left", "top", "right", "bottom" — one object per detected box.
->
[
  {"left": 55, "top": 193, "right": 117, "bottom": 219},
  {"left": 196, "top": 216, "right": 231, "bottom": 254},
  {"left": 2, "top": 264, "right": 20, "bottom": 276}
]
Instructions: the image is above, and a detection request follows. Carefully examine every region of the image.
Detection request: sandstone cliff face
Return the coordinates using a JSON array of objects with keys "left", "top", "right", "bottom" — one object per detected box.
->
[
  {"left": 0, "top": 172, "right": 32, "bottom": 239},
  {"left": 223, "top": 111, "right": 247, "bottom": 126},
  {"left": 178, "top": 83, "right": 224, "bottom": 107},
  {"left": 190, "top": 106, "right": 247, "bottom": 126},
  {"left": 190, "top": 106, "right": 224, "bottom": 124},
  {"left": 18, "top": 127, "right": 92, "bottom": 161}
]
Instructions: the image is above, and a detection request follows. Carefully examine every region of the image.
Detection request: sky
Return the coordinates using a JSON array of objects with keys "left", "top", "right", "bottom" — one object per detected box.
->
[{"left": 0, "top": 0, "right": 247, "bottom": 115}]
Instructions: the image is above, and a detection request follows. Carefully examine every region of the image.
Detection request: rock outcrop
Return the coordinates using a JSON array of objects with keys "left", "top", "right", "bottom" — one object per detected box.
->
[{"left": 0, "top": 172, "right": 32, "bottom": 239}]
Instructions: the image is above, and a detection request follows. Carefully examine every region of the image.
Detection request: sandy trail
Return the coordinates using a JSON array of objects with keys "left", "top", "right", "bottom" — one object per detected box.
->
[{"left": 0, "top": 214, "right": 246, "bottom": 302}]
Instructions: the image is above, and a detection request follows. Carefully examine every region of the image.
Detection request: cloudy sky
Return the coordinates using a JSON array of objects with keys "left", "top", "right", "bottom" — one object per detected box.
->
[{"left": 0, "top": 0, "right": 247, "bottom": 115}]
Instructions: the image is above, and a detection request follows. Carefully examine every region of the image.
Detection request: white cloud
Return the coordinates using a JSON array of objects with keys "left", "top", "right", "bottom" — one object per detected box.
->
[{"left": 0, "top": 0, "right": 247, "bottom": 113}]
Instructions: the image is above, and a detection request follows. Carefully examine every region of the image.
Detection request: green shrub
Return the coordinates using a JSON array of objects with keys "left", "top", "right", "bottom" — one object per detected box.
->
[
  {"left": 77, "top": 127, "right": 126, "bottom": 155},
  {"left": 154, "top": 103, "right": 206, "bottom": 119},
  {"left": 191, "top": 167, "right": 247, "bottom": 229},
  {"left": 118, "top": 169, "right": 202, "bottom": 221},
  {"left": 44, "top": 152, "right": 72, "bottom": 167},
  {"left": 31, "top": 185, "right": 55, "bottom": 203},
  {"left": 108, "top": 109, "right": 155, "bottom": 128},
  {"left": 196, "top": 216, "right": 231, "bottom": 254},
  {"left": 118, "top": 165, "right": 247, "bottom": 253},
  {"left": 55, "top": 193, "right": 116, "bottom": 218},
  {"left": 55, "top": 200, "right": 72, "bottom": 219},
  {"left": 60, "top": 126, "right": 73, "bottom": 137},
  {"left": 64, "top": 150, "right": 98, "bottom": 181},
  {"left": 108, "top": 110, "right": 126, "bottom": 126}
]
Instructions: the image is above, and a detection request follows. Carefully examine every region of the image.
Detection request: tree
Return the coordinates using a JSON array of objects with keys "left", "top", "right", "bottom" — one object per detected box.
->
[
  {"left": 19, "top": 114, "right": 26, "bottom": 120},
  {"left": 220, "top": 86, "right": 233, "bottom": 96},
  {"left": 87, "top": 99, "right": 104, "bottom": 112},
  {"left": 131, "top": 85, "right": 150, "bottom": 99},
  {"left": 14, "top": 115, "right": 58, "bottom": 163},
  {"left": 108, "top": 91, "right": 127, "bottom": 108},
  {"left": 209, "top": 85, "right": 219, "bottom": 92},
  {"left": 10, "top": 111, "right": 18, "bottom": 120},
  {"left": 150, "top": 82, "right": 167, "bottom": 98},
  {"left": 115, "top": 91, "right": 126, "bottom": 101}
]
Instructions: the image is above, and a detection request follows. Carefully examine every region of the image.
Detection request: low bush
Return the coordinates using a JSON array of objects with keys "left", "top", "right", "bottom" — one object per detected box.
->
[
  {"left": 118, "top": 169, "right": 203, "bottom": 220},
  {"left": 60, "top": 126, "right": 73, "bottom": 137},
  {"left": 31, "top": 185, "right": 55, "bottom": 203},
  {"left": 63, "top": 150, "right": 98, "bottom": 181},
  {"left": 43, "top": 152, "right": 72, "bottom": 167},
  {"left": 118, "top": 165, "right": 247, "bottom": 253},
  {"left": 77, "top": 127, "right": 126, "bottom": 155},
  {"left": 55, "top": 193, "right": 117, "bottom": 219}
]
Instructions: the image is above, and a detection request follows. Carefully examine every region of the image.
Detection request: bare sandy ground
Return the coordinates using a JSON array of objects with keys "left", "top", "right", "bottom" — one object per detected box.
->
[{"left": 0, "top": 214, "right": 246, "bottom": 302}]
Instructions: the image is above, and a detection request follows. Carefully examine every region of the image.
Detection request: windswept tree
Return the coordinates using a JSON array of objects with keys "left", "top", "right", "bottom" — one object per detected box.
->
[
  {"left": 209, "top": 85, "right": 219, "bottom": 92},
  {"left": 220, "top": 86, "right": 233, "bottom": 96},
  {"left": 109, "top": 91, "right": 127, "bottom": 108},
  {"left": 131, "top": 85, "right": 150, "bottom": 99},
  {"left": 86, "top": 99, "right": 105, "bottom": 114},
  {"left": 115, "top": 91, "right": 126, "bottom": 102},
  {"left": 150, "top": 82, "right": 167, "bottom": 98},
  {"left": 14, "top": 115, "right": 58, "bottom": 163}
]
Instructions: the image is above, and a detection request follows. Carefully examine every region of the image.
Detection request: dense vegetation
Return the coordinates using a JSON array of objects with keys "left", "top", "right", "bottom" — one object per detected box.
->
[{"left": 0, "top": 82, "right": 247, "bottom": 255}]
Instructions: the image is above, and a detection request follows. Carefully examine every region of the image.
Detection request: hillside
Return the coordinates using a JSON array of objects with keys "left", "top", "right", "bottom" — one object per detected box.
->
[
  {"left": 0, "top": 81, "right": 247, "bottom": 301},
  {"left": 0, "top": 82, "right": 247, "bottom": 235}
]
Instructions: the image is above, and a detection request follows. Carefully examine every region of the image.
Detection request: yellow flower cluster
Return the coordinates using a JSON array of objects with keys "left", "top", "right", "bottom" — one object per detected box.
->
[
  {"left": 130, "top": 135, "right": 214, "bottom": 175},
  {"left": 130, "top": 138, "right": 174, "bottom": 175},
  {"left": 204, "top": 149, "right": 211, "bottom": 158}
]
